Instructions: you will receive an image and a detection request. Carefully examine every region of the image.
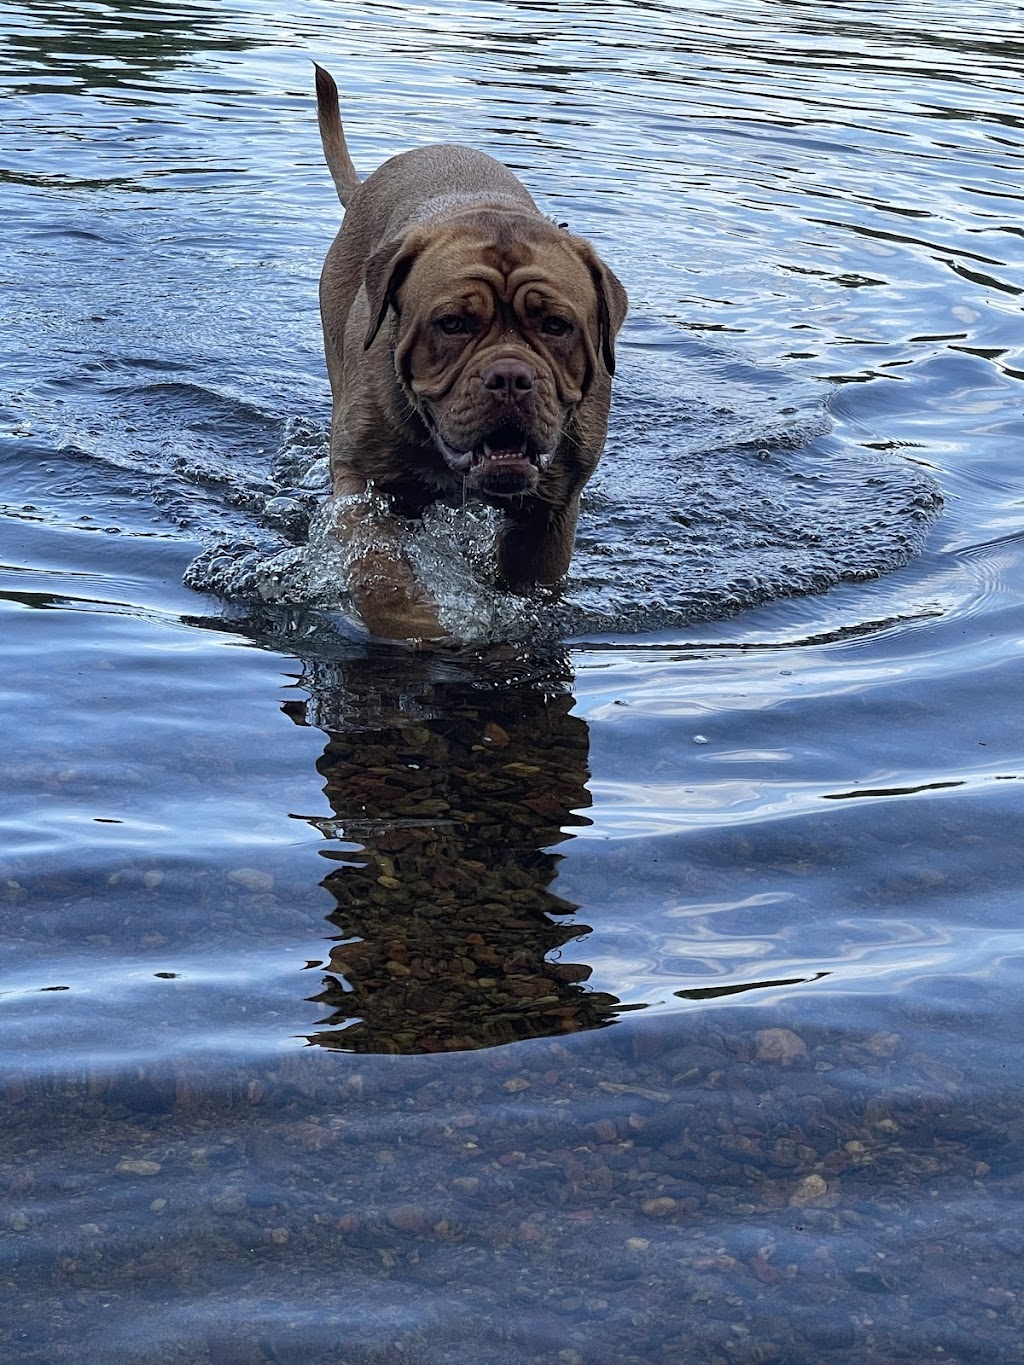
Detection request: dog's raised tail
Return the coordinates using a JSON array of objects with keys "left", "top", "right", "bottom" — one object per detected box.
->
[{"left": 314, "top": 63, "right": 361, "bottom": 208}]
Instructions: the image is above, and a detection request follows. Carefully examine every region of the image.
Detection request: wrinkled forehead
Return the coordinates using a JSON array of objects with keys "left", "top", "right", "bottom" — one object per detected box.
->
[{"left": 409, "top": 221, "right": 595, "bottom": 309}]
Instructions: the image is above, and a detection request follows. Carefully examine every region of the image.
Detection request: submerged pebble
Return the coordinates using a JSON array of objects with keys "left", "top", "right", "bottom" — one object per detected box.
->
[{"left": 115, "top": 1159, "right": 162, "bottom": 1177}]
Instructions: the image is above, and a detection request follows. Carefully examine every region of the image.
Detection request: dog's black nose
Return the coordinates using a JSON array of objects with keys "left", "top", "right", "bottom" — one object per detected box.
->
[{"left": 481, "top": 358, "right": 534, "bottom": 399}]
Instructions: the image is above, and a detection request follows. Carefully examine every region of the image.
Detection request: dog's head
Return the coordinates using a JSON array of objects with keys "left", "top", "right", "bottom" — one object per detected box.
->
[{"left": 362, "top": 211, "right": 627, "bottom": 498}]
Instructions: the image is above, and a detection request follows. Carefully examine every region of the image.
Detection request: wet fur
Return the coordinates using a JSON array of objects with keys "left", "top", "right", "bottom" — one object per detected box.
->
[{"left": 314, "top": 64, "right": 627, "bottom": 640}]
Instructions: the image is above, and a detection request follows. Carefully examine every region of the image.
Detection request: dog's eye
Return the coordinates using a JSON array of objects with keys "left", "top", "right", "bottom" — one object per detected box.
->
[
  {"left": 541, "top": 316, "right": 573, "bottom": 337},
  {"left": 436, "top": 315, "right": 472, "bottom": 335}
]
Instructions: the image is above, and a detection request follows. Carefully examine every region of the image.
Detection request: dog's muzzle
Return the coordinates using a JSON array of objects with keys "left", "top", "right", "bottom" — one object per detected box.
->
[{"left": 433, "top": 423, "right": 555, "bottom": 494}]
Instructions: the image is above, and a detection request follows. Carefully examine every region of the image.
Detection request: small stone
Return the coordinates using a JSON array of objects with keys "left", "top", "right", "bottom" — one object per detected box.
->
[
  {"left": 376, "top": 875, "right": 401, "bottom": 889},
  {"left": 143, "top": 871, "right": 164, "bottom": 891},
  {"left": 270, "top": 1227, "right": 289, "bottom": 1245},
  {"left": 211, "top": 1190, "right": 248, "bottom": 1215},
  {"left": 503, "top": 1077, "right": 531, "bottom": 1092},
  {"left": 769, "top": 1138, "right": 800, "bottom": 1168},
  {"left": 387, "top": 1205, "right": 432, "bottom": 1236},
  {"left": 452, "top": 1177, "right": 480, "bottom": 1196},
  {"left": 788, "top": 1174, "right": 829, "bottom": 1207},
  {"left": 116, "top": 1159, "right": 162, "bottom": 1177},
  {"left": 150, "top": 1199, "right": 167, "bottom": 1213},
  {"left": 755, "top": 1028, "right": 808, "bottom": 1066},
  {"left": 227, "top": 868, "right": 274, "bottom": 894},
  {"left": 591, "top": 1118, "right": 618, "bottom": 1143},
  {"left": 981, "top": 1287, "right": 1015, "bottom": 1310},
  {"left": 9, "top": 1212, "right": 30, "bottom": 1232},
  {"left": 749, "top": 1254, "right": 783, "bottom": 1285},
  {"left": 865, "top": 1031, "right": 901, "bottom": 1057},
  {"left": 642, "top": 1197, "right": 679, "bottom": 1218},
  {"left": 625, "top": 1237, "right": 650, "bottom": 1252}
]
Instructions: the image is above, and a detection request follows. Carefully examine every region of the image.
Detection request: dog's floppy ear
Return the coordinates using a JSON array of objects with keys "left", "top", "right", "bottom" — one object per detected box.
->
[
  {"left": 572, "top": 241, "right": 628, "bottom": 377},
  {"left": 363, "top": 232, "right": 426, "bottom": 350}
]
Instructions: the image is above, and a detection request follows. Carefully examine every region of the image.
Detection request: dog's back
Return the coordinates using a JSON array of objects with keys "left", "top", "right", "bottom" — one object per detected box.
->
[{"left": 352, "top": 145, "right": 538, "bottom": 239}]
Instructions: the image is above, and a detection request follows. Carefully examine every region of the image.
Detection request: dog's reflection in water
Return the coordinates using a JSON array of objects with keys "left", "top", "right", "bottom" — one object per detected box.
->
[{"left": 290, "top": 652, "right": 625, "bottom": 1053}]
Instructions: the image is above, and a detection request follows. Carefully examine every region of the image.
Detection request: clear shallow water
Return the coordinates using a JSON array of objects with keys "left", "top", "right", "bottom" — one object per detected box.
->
[{"left": 2, "top": 1, "right": 1024, "bottom": 1361}]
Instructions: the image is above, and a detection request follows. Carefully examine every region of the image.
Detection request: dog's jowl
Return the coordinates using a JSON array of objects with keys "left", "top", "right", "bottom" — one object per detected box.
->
[{"left": 315, "top": 64, "right": 627, "bottom": 640}]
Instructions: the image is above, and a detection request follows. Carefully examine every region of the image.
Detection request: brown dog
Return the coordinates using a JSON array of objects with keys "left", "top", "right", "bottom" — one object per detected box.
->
[{"left": 314, "top": 65, "right": 627, "bottom": 640}]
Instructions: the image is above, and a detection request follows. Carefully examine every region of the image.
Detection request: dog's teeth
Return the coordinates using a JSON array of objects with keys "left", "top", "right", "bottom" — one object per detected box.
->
[{"left": 476, "top": 439, "right": 537, "bottom": 464}]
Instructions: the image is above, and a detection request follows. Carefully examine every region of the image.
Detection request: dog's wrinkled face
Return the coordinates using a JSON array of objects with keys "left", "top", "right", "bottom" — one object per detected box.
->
[{"left": 364, "top": 212, "right": 624, "bottom": 498}]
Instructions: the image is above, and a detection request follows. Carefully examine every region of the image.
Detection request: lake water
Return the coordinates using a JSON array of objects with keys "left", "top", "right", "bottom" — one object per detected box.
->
[{"left": 2, "top": 1, "right": 1024, "bottom": 1360}]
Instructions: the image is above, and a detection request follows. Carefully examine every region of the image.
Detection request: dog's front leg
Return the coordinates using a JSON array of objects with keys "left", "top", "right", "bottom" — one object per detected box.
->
[
  {"left": 496, "top": 494, "right": 582, "bottom": 590},
  {"left": 328, "top": 470, "right": 447, "bottom": 642}
]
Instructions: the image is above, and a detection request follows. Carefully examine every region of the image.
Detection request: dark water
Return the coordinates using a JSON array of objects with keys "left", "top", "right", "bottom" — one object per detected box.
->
[{"left": 2, "top": 1, "right": 1024, "bottom": 1360}]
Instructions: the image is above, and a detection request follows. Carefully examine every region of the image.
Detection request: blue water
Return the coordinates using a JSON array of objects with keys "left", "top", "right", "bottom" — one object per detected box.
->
[{"left": 2, "top": 1, "right": 1024, "bottom": 1360}]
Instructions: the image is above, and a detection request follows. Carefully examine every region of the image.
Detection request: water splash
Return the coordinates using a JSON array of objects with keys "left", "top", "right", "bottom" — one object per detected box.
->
[
  {"left": 14, "top": 329, "right": 940, "bottom": 644},
  {"left": 183, "top": 339, "right": 942, "bottom": 642}
]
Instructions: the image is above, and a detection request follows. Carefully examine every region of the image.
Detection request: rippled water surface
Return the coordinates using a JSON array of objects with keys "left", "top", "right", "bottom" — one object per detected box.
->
[{"left": 2, "top": 1, "right": 1024, "bottom": 1360}]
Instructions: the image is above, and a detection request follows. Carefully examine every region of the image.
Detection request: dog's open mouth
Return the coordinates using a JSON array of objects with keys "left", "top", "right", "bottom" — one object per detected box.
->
[{"left": 434, "top": 423, "right": 554, "bottom": 482}]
